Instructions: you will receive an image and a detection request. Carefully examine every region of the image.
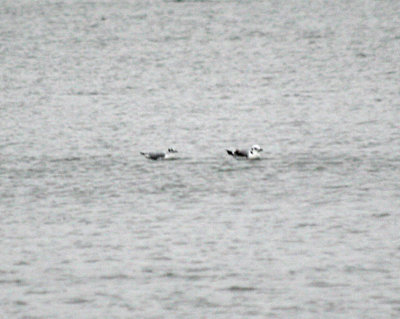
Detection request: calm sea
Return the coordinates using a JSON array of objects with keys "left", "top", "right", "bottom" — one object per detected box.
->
[{"left": 1, "top": 0, "right": 400, "bottom": 318}]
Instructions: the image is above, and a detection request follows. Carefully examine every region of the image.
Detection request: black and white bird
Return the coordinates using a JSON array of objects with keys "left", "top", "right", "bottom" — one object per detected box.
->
[
  {"left": 226, "top": 145, "right": 263, "bottom": 160},
  {"left": 140, "top": 148, "right": 178, "bottom": 160}
]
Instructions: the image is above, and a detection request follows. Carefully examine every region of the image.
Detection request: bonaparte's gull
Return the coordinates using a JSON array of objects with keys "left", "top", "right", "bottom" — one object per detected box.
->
[
  {"left": 140, "top": 148, "right": 178, "bottom": 160},
  {"left": 226, "top": 145, "right": 263, "bottom": 160}
]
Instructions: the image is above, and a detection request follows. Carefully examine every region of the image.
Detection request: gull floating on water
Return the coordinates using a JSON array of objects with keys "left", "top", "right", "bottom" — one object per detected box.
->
[
  {"left": 140, "top": 148, "right": 178, "bottom": 160},
  {"left": 226, "top": 145, "right": 263, "bottom": 160}
]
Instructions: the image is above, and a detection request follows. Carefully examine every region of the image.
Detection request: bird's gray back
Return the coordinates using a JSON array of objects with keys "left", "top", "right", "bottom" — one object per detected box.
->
[{"left": 147, "top": 152, "right": 165, "bottom": 160}]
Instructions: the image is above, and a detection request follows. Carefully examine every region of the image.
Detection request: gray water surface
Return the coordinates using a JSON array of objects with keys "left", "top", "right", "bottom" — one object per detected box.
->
[{"left": 1, "top": 0, "right": 400, "bottom": 318}]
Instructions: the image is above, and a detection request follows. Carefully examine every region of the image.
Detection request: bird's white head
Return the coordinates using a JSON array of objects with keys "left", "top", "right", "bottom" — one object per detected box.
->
[{"left": 251, "top": 145, "right": 263, "bottom": 153}]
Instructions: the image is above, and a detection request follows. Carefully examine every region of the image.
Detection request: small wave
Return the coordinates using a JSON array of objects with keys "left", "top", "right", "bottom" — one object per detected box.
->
[
  {"left": 14, "top": 300, "right": 27, "bottom": 306},
  {"left": 371, "top": 212, "right": 390, "bottom": 218},
  {"left": 99, "top": 274, "right": 132, "bottom": 280},
  {"left": 72, "top": 91, "right": 101, "bottom": 96},
  {"left": 227, "top": 285, "right": 256, "bottom": 292},
  {"left": 296, "top": 223, "right": 318, "bottom": 228},
  {"left": 26, "top": 289, "right": 50, "bottom": 295},
  {"left": 50, "top": 156, "right": 81, "bottom": 163},
  {"left": 0, "top": 279, "right": 26, "bottom": 286},
  {"left": 163, "top": 272, "right": 177, "bottom": 278},
  {"left": 64, "top": 297, "right": 92, "bottom": 304},
  {"left": 308, "top": 281, "right": 349, "bottom": 288}
]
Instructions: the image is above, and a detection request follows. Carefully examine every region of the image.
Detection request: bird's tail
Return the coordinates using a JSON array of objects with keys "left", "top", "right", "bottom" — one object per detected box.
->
[
  {"left": 226, "top": 149, "right": 234, "bottom": 156},
  {"left": 140, "top": 152, "right": 147, "bottom": 156}
]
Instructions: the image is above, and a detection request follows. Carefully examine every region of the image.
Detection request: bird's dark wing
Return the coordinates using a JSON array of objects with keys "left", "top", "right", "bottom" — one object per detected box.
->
[
  {"left": 141, "top": 152, "right": 165, "bottom": 160},
  {"left": 148, "top": 152, "right": 165, "bottom": 160},
  {"left": 227, "top": 149, "right": 248, "bottom": 157},
  {"left": 234, "top": 149, "right": 248, "bottom": 157}
]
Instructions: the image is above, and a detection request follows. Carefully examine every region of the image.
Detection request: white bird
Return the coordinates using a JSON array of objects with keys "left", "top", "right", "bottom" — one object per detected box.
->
[
  {"left": 140, "top": 148, "right": 178, "bottom": 160},
  {"left": 226, "top": 145, "right": 263, "bottom": 160}
]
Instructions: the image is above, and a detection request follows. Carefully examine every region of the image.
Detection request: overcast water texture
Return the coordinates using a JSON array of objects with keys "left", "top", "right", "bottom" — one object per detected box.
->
[{"left": 1, "top": 0, "right": 400, "bottom": 318}]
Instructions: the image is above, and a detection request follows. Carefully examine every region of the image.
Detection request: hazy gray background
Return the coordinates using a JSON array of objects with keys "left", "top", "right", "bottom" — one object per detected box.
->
[{"left": 1, "top": 0, "right": 399, "bottom": 318}]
